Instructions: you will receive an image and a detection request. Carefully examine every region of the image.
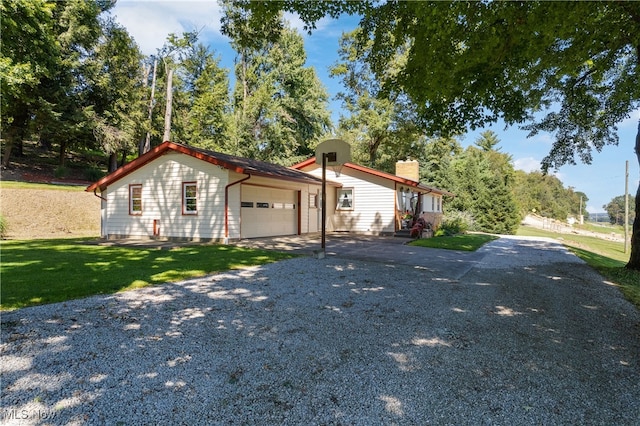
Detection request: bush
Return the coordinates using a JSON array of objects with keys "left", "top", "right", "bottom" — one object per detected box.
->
[
  {"left": 436, "top": 211, "right": 474, "bottom": 236},
  {"left": 85, "top": 164, "right": 104, "bottom": 181},
  {"left": 0, "top": 214, "right": 7, "bottom": 239},
  {"left": 54, "top": 166, "right": 69, "bottom": 178}
]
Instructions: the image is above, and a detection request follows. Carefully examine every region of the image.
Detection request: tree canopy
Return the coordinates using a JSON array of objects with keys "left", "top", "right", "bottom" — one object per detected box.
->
[{"left": 239, "top": 0, "right": 640, "bottom": 269}]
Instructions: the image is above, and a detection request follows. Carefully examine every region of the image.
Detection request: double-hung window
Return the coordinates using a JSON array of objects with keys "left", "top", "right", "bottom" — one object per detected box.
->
[
  {"left": 182, "top": 182, "right": 197, "bottom": 215},
  {"left": 129, "top": 184, "right": 142, "bottom": 215},
  {"left": 337, "top": 188, "right": 353, "bottom": 210}
]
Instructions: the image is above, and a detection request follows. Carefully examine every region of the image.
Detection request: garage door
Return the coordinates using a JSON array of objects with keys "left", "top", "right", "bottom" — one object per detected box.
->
[{"left": 241, "top": 186, "right": 297, "bottom": 238}]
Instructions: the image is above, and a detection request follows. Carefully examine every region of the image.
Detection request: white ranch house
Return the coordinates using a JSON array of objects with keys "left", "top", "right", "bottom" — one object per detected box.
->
[
  {"left": 86, "top": 142, "right": 452, "bottom": 241},
  {"left": 292, "top": 157, "right": 453, "bottom": 236}
]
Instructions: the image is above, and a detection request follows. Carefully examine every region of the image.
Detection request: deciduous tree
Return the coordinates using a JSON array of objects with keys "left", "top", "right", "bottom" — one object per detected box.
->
[{"left": 238, "top": 0, "right": 640, "bottom": 269}]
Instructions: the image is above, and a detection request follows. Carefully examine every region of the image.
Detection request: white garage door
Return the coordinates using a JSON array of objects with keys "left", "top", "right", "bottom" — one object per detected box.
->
[{"left": 241, "top": 186, "right": 297, "bottom": 238}]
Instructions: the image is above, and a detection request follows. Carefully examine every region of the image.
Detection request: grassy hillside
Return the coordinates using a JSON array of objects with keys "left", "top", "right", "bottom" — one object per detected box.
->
[{"left": 0, "top": 181, "right": 101, "bottom": 239}]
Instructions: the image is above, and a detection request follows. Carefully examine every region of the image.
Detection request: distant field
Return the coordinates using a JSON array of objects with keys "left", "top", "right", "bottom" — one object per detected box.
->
[{"left": 577, "top": 221, "right": 625, "bottom": 237}]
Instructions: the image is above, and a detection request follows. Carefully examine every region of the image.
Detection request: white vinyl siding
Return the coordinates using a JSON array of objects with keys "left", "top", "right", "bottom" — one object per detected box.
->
[
  {"left": 299, "top": 164, "right": 396, "bottom": 234},
  {"left": 103, "top": 152, "right": 227, "bottom": 240},
  {"left": 423, "top": 194, "right": 442, "bottom": 213}
]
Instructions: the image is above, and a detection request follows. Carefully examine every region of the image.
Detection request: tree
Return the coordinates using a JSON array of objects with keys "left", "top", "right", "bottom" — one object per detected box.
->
[
  {"left": 420, "top": 137, "right": 462, "bottom": 190},
  {"left": 222, "top": 4, "right": 331, "bottom": 163},
  {"left": 512, "top": 171, "right": 586, "bottom": 221},
  {"left": 238, "top": 1, "right": 640, "bottom": 270},
  {"left": 86, "top": 19, "right": 145, "bottom": 171},
  {"left": 604, "top": 195, "right": 636, "bottom": 226},
  {"left": 175, "top": 44, "right": 230, "bottom": 150},
  {"left": 1, "top": 0, "right": 58, "bottom": 167},
  {"left": 0, "top": 0, "right": 140, "bottom": 170},
  {"left": 330, "top": 28, "right": 421, "bottom": 170},
  {"left": 448, "top": 135, "right": 520, "bottom": 234}
]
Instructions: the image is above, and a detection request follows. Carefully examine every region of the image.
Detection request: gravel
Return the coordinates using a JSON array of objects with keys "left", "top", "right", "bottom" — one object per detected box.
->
[{"left": 1, "top": 237, "right": 639, "bottom": 425}]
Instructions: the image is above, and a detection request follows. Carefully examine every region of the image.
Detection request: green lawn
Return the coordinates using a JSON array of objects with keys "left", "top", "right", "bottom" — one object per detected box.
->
[
  {"left": 0, "top": 238, "right": 297, "bottom": 310},
  {"left": 408, "top": 233, "right": 498, "bottom": 251},
  {"left": 0, "top": 180, "right": 86, "bottom": 191},
  {"left": 517, "top": 225, "right": 640, "bottom": 309}
]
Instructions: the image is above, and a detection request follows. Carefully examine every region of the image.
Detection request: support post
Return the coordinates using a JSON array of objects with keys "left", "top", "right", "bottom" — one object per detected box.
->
[
  {"left": 322, "top": 153, "right": 326, "bottom": 251},
  {"left": 321, "top": 151, "right": 336, "bottom": 253}
]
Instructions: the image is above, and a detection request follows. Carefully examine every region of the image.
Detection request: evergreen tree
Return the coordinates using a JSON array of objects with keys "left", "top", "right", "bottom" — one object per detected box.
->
[
  {"left": 87, "top": 19, "right": 146, "bottom": 171},
  {"left": 170, "top": 43, "right": 230, "bottom": 151},
  {"left": 420, "top": 137, "right": 462, "bottom": 191},
  {"left": 448, "top": 135, "right": 520, "bottom": 234},
  {"left": 222, "top": 5, "right": 331, "bottom": 164}
]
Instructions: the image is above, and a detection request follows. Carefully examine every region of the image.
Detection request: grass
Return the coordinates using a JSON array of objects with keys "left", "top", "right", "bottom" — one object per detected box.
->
[
  {"left": 517, "top": 225, "right": 640, "bottom": 309},
  {"left": 0, "top": 180, "right": 86, "bottom": 191},
  {"left": 0, "top": 238, "right": 297, "bottom": 311},
  {"left": 575, "top": 221, "right": 625, "bottom": 237},
  {"left": 516, "top": 226, "right": 629, "bottom": 262},
  {"left": 408, "top": 233, "right": 498, "bottom": 251}
]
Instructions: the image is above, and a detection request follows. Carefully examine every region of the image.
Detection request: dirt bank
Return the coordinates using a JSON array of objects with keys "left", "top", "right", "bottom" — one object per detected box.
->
[{"left": 0, "top": 186, "right": 101, "bottom": 239}]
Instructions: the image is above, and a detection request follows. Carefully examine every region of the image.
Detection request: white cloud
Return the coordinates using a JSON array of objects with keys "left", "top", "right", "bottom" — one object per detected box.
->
[
  {"left": 110, "top": 1, "right": 224, "bottom": 55},
  {"left": 284, "top": 13, "right": 332, "bottom": 35},
  {"left": 513, "top": 157, "right": 542, "bottom": 173},
  {"left": 618, "top": 108, "right": 640, "bottom": 129}
]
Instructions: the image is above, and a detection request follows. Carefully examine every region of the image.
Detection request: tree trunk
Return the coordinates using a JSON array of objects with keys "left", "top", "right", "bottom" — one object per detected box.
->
[
  {"left": 58, "top": 140, "right": 67, "bottom": 167},
  {"left": 625, "top": 118, "right": 640, "bottom": 270},
  {"left": 139, "top": 58, "right": 157, "bottom": 156},
  {"left": 2, "top": 139, "right": 14, "bottom": 168},
  {"left": 162, "top": 67, "right": 173, "bottom": 142},
  {"left": 2, "top": 108, "right": 29, "bottom": 168},
  {"left": 108, "top": 152, "right": 118, "bottom": 173}
]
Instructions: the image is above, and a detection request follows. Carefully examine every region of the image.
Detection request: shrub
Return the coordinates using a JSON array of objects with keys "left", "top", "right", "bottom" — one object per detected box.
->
[
  {"left": 85, "top": 164, "right": 104, "bottom": 181},
  {"left": 54, "top": 166, "right": 69, "bottom": 178},
  {"left": 436, "top": 211, "right": 474, "bottom": 236}
]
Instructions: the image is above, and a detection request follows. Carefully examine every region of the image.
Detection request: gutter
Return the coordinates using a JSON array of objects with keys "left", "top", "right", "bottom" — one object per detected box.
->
[{"left": 224, "top": 174, "right": 251, "bottom": 242}]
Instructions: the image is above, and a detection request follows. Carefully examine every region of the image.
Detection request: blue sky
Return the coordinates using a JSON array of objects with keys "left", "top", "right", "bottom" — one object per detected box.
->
[{"left": 110, "top": 0, "right": 639, "bottom": 214}]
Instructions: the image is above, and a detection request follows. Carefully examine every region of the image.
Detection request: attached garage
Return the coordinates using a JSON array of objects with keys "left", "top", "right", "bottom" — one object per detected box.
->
[
  {"left": 86, "top": 142, "right": 334, "bottom": 242},
  {"left": 241, "top": 185, "right": 298, "bottom": 238}
]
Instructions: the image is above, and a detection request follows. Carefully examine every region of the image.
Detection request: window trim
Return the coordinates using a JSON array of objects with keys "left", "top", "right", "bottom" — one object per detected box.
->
[
  {"left": 336, "top": 188, "right": 354, "bottom": 211},
  {"left": 129, "top": 184, "right": 142, "bottom": 215},
  {"left": 182, "top": 181, "right": 198, "bottom": 215}
]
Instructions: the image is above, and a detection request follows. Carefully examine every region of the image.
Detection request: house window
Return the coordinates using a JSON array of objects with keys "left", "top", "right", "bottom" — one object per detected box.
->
[
  {"left": 182, "top": 182, "right": 197, "bottom": 215},
  {"left": 309, "top": 193, "right": 317, "bottom": 208},
  {"left": 337, "top": 188, "right": 353, "bottom": 210},
  {"left": 129, "top": 184, "right": 142, "bottom": 215},
  {"left": 437, "top": 196, "right": 441, "bottom": 212},
  {"left": 431, "top": 196, "right": 435, "bottom": 212}
]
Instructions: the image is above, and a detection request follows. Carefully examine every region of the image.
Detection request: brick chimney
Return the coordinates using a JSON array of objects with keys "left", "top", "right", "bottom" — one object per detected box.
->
[{"left": 395, "top": 159, "right": 419, "bottom": 181}]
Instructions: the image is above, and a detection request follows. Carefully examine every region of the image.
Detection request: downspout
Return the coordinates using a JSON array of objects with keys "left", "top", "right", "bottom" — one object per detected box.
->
[
  {"left": 93, "top": 188, "right": 108, "bottom": 239},
  {"left": 224, "top": 174, "right": 251, "bottom": 243},
  {"left": 93, "top": 188, "right": 107, "bottom": 202}
]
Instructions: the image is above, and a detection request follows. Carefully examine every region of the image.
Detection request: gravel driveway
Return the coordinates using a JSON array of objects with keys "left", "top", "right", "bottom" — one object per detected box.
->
[{"left": 1, "top": 236, "right": 639, "bottom": 425}]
